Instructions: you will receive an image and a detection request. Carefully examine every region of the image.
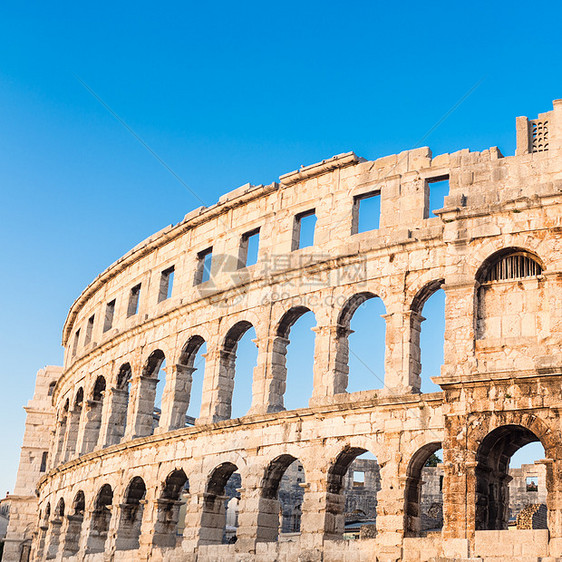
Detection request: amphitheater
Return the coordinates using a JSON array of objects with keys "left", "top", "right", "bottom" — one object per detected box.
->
[{"left": 4, "top": 100, "right": 562, "bottom": 561}]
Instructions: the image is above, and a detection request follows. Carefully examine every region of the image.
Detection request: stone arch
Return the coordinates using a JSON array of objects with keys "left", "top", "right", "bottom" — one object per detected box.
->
[
  {"left": 256, "top": 454, "right": 306, "bottom": 542},
  {"left": 132, "top": 349, "right": 166, "bottom": 437},
  {"left": 63, "top": 388, "right": 84, "bottom": 461},
  {"left": 471, "top": 421, "right": 555, "bottom": 532},
  {"left": 152, "top": 468, "right": 189, "bottom": 548},
  {"left": 35, "top": 502, "right": 51, "bottom": 560},
  {"left": 269, "top": 306, "right": 317, "bottom": 411},
  {"left": 115, "top": 476, "right": 147, "bottom": 550},
  {"left": 86, "top": 484, "right": 113, "bottom": 554},
  {"left": 53, "top": 398, "right": 70, "bottom": 466},
  {"left": 200, "top": 462, "right": 240, "bottom": 545},
  {"left": 166, "top": 335, "right": 207, "bottom": 428},
  {"left": 408, "top": 280, "right": 445, "bottom": 393},
  {"left": 325, "top": 445, "right": 381, "bottom": 539},
  {"left": 217, "top": 321, "right": 256, "bottom": 420},
  {"left": 334, "top": 292, "right": 386, "bottom": 393},
  {"left": 46, "top": 498, "right": 65, "bottom": 559},
  {"left": 404, "top": 441, "right": 442, "bottom": 537},
  {"left": 80, "top": 376, "right": 106, "bottom": 454},
  {"left": 62, "top": 490, "right": 85, "bottom": 556},
  {"left": 105, "top": 362, "right": 133, "bottom": 446}
]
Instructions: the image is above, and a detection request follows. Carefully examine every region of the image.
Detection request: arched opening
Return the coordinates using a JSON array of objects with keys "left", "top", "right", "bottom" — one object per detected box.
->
[
  {"left": 404, "top": 443, "right": 443, "bottom": 537},
  {"left": 115, "top": 477, "right": 147, "bottom": 550},
  {"left": 64, "top": 388, "right": 83, "bottom": 460},
  {"left": 327, "top": 447, "right": 380, "bottom": 539},
  {"left": 137, "top": 350, "right": 165, "bottom": 437},
  {"left": 86, "top": 484, "right": 113, "bottom": 554},
  {"left": 475, "top": 425, "right": 548, "bottom": 531},
  {"left": 80, "top": 376, "right": 106, "bottom": 454},
  {"left": 410, "top": 281, "right": 445, "bottom": 394},
  {"left": 257, "top": 455, "right": 306, "bottom": 543},
  {"left": 200, "top": 463, "right": 241, "bottom": 544},
  {"left": 179, "top": 335, "right": 206, "bottom": 425},
  {"left": 36, "top": 503, "right": 50, "bottom": 560},
  {"left": 273, "top": 306, "right": 316, "bottom": 411},
  {"left": 46, "top": 498, "right": 64, "bottom": 559},
  {"left": 476, "top": 249, "right": 544, "bottom": 341},
  {"left": 337, "top": 293, "right": 386, "bottom": 393},
  {"left": 62, "top": 491, "right": 85, "bottom": 556},
  {"left": 54, "top": 400, "right": 69, "bottom": 465},
  {"left": 219, "top": 322, "right": 258, "bottom": 420},
  {"left": 507, "top": 441, "right": 547, "bottom": 529},
  {"left": 152, "top": 469, "right": 189, "bottom": 548},
  {"left": 106, "top": 363, "right": 132, "bottom": 445}
]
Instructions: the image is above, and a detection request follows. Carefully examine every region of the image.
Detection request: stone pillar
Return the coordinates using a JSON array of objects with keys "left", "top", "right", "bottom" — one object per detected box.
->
[
  {"left": 197, "top": 349, "right": 222, "bottom": 425},
  {"left": 62, "top": 405, "right": 82, "bottom": 462},
  {"left": 382, "top": 308, "right": 413, "bottom": 394},
  {"left": 180, "top": 492, "right": 207, "bottom": 553},
  {"left": 442, "top": 457, "right": 475, "bottom": 540},
  {"left": 157, "top": 365, "right": 194, "bottom": 432},
  {"left": 403, "top": 310, "right": 424, "bottom": 392},
  {"left": 99, "top": 387, "right": 129, "bottom": 447},
  {"left": 441, "top": 283, "right": 476, "bottom": 379},
  {"left": 52, "top": 416, "right": 67, "bottom": 467},
  {"left": 253, "top": 335, "right": 287, "bottom": 414},
  {"left": 78, "top": 398, "right": 103, "bottom": 455},
  {"left": 374, "top": 460, "right": 404, "bottom": 556},
  {"left": 126, "top": 375, "right": 159, "bottom": 439},
  {"left": 309, "top": 325, "right": 347, "bottom": 404}
]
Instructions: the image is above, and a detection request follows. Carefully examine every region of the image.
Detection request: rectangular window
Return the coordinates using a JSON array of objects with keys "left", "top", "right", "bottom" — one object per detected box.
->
[
  {"left": 526, "top": 476, "right": 539, "bottom": 492},
  {"left": 127, "top": 283, "right": 141, "bottom": 317},
  {"left": 195, "top": 248, "right": 213, "bottom": 285},
  {"left": 158, "top": 266, "right": 175, "bottom": 302},
  {"left": 427, "top": 176, "right": 450, "bottom": 218},
  {"left": 238, "top": 228, "right": 260, "bottom": 268},
  {"left": 84, "top": 315, "right": 95, "bottom": 345},
  {"left": 293, "top": 210, "right": 316, "bottom": 250},
  {"left": 40, "top": 451, "right": 48, "bottom": 473},
  {"left": 72, "top": 329, "right": 80, "bottom": 357},
  {"left": 103, "top": 299, "right": 116, "bottom": 332},
  {"left": 353, "top": 191, "right": 381, "bottom": 234},
  {"left": 353, "top": 470, "right": 365, "bottom": 487}
]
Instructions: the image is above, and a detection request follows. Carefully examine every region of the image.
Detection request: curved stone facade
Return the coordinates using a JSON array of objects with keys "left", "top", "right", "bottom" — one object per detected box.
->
[{"left": 8, "top": 100, "right": 562, "bottom": 561}]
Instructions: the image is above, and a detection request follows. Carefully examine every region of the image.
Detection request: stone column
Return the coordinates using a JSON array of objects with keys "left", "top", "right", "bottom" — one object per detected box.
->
[
  {"left": 99, "top": 387, "right": 129, "bottom": 447},
  {"left": 78, "top": 398, "right": 103, "bottom": 455},
  {"left": 197, "top": 349, "right": 221, "bottom": 425},
  {"left": 251, "top": 335, "right": 287, "bottom": 415},
  {"left": 309, "top": 324, "right": 342, "bottom": 404},
  {"left": 374, "top": 460, "right": 404, "bottom": 557},
  {"left": 403, "top": 310, "right": 424, "bottom": 392},
  {"left": 126, "top": 375, "right": 159, "bottom": 439},
  {"left": 61, "top": 406, "right": 82, "bottom": 462},
  {"left": 157, "top": 365, "right": 194, "bottom": 432}
]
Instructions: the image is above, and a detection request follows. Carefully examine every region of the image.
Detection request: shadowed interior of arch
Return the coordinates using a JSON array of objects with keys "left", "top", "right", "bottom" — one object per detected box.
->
[
  {"left": 153, "top": 469, "right": 189, "bottom": 548},
  {"left": 257, "top": 454, "right": 305, "bottom": 542},
  {"left": 181, "top": 337, "right": 207, "bottom": 422},
  {"left": 476, "top": 425, "right": 547, "bottom": 531},
  {"left": 326, "top": 447, "right": 380, "bottom": 540}
]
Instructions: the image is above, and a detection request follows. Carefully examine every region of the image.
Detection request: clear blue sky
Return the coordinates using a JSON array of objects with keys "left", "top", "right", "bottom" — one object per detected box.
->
[{"left": 1, "top": 0, "right": 559, "bottom": 495}]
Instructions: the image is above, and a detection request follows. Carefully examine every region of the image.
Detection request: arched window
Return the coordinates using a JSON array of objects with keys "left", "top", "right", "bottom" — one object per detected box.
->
[
  {"left": 62, "top": 491, "right": 85, "bottom": 556},
  {"left": 80, "top": 377, "right": 106, "bottom": 454},
  {"left": 219, "top": 322, "right": 258, "bottom": 420},
  {"left": 152, "top": 469, "right": 189, "bottom": 547},
  {"left": 46, "top": 498, "right": 65, "bottom": 559},
  {"left": 106, "top": 363, "right": 133, "bottom": 445},
  {"left": 476, "top": 249, "right": 544, "bottom": 341},
  {"left": 86, "top": 485, "right": 113, "bottom": 553},
  {"left": 115, "top": 477, "right": 147, "bottom": 550}
]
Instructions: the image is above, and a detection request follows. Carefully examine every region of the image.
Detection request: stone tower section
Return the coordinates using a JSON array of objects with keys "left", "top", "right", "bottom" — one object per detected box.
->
[{"left": 3, "top": 366, "right": 62, "bottom": 561}]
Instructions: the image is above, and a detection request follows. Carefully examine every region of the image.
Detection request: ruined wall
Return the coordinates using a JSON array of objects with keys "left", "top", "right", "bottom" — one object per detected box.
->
[{"left": 7, "top": 100, "right": 562, "bottom": 562}]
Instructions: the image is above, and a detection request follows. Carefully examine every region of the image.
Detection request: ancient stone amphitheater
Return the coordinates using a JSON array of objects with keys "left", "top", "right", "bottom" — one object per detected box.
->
[{"left": 5, "top": 100, "right": 562, "bottom": 562}]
